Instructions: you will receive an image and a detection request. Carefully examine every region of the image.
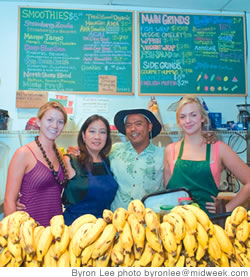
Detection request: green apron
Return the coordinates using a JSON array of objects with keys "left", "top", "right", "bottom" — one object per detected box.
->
[{"left": 167, "top": 140, "right": 219, "bottom": 215}]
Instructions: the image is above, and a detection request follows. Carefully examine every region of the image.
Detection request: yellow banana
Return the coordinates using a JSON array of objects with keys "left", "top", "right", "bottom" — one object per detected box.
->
[
  {"left": 145, "top": 208, "right": 160, "bottom": 235},
  {"left": 183, "top": 204, "right": 210, "bottom": 232},
  {"left": 33, "top": 226, "right": 45, "bottom": 252},
  {"left": 163, "top": 212, "right": 185, "bottom": 244},
  {"left": 81, "top": 242, "right": 96, "bottom": 266},
  {"left": 71, "top": 222, "right": 95, "bottom": 257},
  {"left": 131, "top": 259, "right": 141, "bottom": 267},
  {"left": 234, "top": 238, "right": 247, "bottom": 254},
  {"left": 50, "top": 214, "right": 65, "bottom": 242},
  {"left": 196, "top": 222, "right": 209, "bottom": 250},
  {"left": 24, "top": 256, "right": 41, "bottom": 267},
  {"left": 54, "top": 225, "right": 70, "bottom": 261},
  {"left": 231, "top": 206, "right": 247, "bottom": 226},
  {"left": 196, "top": 243, "right": 206, "bottom": 261},
  {"left": 220, "top": 252, "right": 229, "bottom": 267},
  {"left": 197, "top": 260, "right": 208, "bottom": 267},
  {"left": 145, "top": 226, "right": 163, "bottom": 253},
  {"left": 0, "top": 214, "right": 11, "bottom": 239},
  {"left": 95, "top": 241, "right": 113, "bottom": 267},
  {"left": 225, "top": 216, "right": 236, "bottom": 240},
  {"left": 121, "top": 250, "right": 135, "bottom": 267},
  {"left": 103, "top": 209, "right": 113, "bottom": 224},
  {"left": 208, "top": 235, "right": 222, "bottom": 262},
  {"left": 6, "top": 256, "right": 23, "bottom": 267},
  {"left": 0, "top": 235, "right": 7, "bottom": 248},
  {"left": 160, "top": 221, "right": 177, "bottom": 255},
  {"left": 175, "top": 255, "right": 185, "bottom": 267},
  {"left": 68, "top": 240, "right": 81, "bottom": 267},
  {"left": 0, "top": 247, "right": 12, "bottom": 267},
  {"left": 183, "top": 231, "right": 197, "bottom": 257},
  {"left": 128, "top": 199, "right": 146, "bottom": 224},
  {"left": 57, "top": 249, "right": 70, "bottom": 267},
  {"left": 7, "top": 236, "right": 23, "bottom": 263},
  {"left": 91, "top": 223, "right": 117, "bottom": 259},
  {"left": 186, "top": 256, "right": 197, "bottom": 267},
  {"left": 171, "top": 206, "right": 197, "bottom": 234},
  {"left": 127, "top": 213, "right": 145, "bottom": 259},
  {"left": 139, "top": 242, "right": 154, "bottom": 266},
  {"left": 112, "top": 207, "right": 128, "bottom": 232},
  {"left": 36, "top": 226, "right": 53, "bottom": 262},
  {"left": 230, "top": 259, "right": 241, "bottom": 267},
  {"left": 208, "top": 220, "right": 215, "bottom": 237},
  {"left": 120, "top": 221, "right": 133, "bottom": 254},
  {"left": 69, "top": 213, "right": 97, "bottom": 239},
  {"left": 168, "top": 243, "right": 182, "bottom": 267},
  {"left": 43, "top": 244, "right": 57, "bottom": 267},
  {"left": 151, "top": 251, "right": 165, "bottom": 267},
  {"left": 236, "top": 219, "right": 248, "bottom": 243},
  {"left": 19, "top": 217, "right": 36, "bottom": 259},
  {"left": 111, "top": 236, "right": 124, "bottom": 265},
  {"left": 8, "top": 211, "right": 30, "bottom": 243},
  {"left": 213, "top": 224, "right": 235, "bottom": 259},
  {"left": 86, "top": 258, "right": 93, "bottom": 267},
  {"left": 236, "top": 252, "right": 250, "bottom": 267},
  {"left": 79, "top": 218, "right": 107, "bottom": 250}
]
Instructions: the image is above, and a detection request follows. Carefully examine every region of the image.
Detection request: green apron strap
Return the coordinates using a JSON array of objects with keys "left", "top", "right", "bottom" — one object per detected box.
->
[
  {"left": 206, "top": 144, "right": 211, "bottom": 162},
  {"left": 177, "top": 140, "right": 184, "bottom": 160}
]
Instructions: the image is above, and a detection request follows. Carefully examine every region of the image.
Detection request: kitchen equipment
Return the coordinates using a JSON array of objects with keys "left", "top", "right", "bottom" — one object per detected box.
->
[
  {"left": 0, "top": 109, "right": 9, "bottom": 130},
  {"left": 236, "top": 104, "right": 250, "bottom": 130}
]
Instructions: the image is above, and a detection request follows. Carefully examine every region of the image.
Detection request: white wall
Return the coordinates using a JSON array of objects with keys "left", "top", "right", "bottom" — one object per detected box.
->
[{"left": 0, "top": 1, "right": 249, "bottom": 130}]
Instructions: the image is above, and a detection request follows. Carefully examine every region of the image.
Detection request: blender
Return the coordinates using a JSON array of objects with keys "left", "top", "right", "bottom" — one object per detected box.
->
[{"left": 236, "top": 104, "right": 250, "bottom": 130}]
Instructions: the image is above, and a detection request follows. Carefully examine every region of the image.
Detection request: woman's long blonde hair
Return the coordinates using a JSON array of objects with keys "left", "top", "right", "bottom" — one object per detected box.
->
[{"left": 176, "top": 95, "right": 209, "bottom": 129}]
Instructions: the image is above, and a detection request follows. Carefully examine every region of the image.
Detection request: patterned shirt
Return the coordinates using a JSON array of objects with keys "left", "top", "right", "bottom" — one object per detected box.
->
[{"left": 110, "top": 141, "right": 164, "bottom": 211}]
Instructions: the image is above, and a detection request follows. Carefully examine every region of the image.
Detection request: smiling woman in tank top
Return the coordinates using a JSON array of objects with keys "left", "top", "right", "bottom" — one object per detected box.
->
[
  {"left": 164, "top": 95, "right": 250, "bottom": 215},
  {"left": 4, "top": 101, "right": 68, "bottom": 226}
]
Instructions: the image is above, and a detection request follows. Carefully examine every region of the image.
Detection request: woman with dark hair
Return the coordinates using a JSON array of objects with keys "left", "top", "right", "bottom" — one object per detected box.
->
[{"left": 62, "top": 114, "right": 118, "bottom": 225}]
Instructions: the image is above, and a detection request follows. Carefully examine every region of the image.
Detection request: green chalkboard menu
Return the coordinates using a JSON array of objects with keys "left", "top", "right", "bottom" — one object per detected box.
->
[
  {"left": 18, "top": 7, "right": 134, "bottom": 95},
  {"left": 138, "top": 12, "right": 247, "bottom": 96}
]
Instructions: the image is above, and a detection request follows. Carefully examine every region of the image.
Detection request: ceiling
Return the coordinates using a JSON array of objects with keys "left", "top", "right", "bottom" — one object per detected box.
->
[{"left": 1, "top": 0, "right": 250, "bottom": 13}]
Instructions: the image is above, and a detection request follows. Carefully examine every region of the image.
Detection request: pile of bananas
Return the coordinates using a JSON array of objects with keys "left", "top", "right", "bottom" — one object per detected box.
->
[{"left": 0, "top": 200, "right": 249, "bottom": 267}]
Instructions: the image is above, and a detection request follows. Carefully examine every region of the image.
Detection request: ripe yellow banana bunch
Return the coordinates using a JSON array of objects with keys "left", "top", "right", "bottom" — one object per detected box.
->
[{"left": 128, "top": 199, "right": 146, "bottom": 224}]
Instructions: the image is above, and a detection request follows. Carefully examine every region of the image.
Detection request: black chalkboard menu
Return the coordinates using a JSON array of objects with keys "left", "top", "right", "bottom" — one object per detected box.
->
[
  {"left": 138, "top": 12, "right": 247, "bottom": 96},
  {"left": 18, "top": 7, "right": 134, "bottom": 95}
]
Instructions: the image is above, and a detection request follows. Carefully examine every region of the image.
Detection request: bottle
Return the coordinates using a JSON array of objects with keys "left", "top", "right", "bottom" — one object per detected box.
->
[{"left": 158, "top": 205, "right": 175, "bottom": 222}]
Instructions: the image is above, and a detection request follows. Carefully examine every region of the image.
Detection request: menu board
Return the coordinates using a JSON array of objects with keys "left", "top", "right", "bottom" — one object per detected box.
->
[
  {"left": 18, "top": 7, "right": 134, "bottom": 95},
  {"left": 138, "top": 12, "right": 247, "bottom": 96}
]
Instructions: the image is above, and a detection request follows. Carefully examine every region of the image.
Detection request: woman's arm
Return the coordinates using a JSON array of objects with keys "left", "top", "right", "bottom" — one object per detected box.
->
[
  {"left": 163, "top": 144, "right": 173, "bottom": 189},
  {"left": 4, "top": 147, "right": 29, "bottom": 216},
  {"left": 219, "top": 142, "right": 250, "bottom": 212}
]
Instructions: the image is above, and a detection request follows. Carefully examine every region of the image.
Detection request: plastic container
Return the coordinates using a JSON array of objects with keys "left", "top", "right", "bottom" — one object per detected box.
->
[
  {"left": 178, "top": 197, "right": 193, "bottom": 206},
  {"left": 157, "top": 204, "right": 175, "bottom": 222},
  {"left": 0, "top": 109, "right": 9, "bottom": 130}
]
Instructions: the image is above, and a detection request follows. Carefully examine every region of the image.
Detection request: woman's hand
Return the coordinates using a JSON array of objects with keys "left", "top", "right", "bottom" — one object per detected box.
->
[
  {"left": 202, "top": 131, "right": 219, "bottom": 144},
  {"left": 16, "top": 193, "right": 26, "bottom": 211},
  {"left": 67, "top": 146, "right": 80, "bottom": 156},
  {"left": 205, "top": 195, "right": 216, "bottom": 214}
]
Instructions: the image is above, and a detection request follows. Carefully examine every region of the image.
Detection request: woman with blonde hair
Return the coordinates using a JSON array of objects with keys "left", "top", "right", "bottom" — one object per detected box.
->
[
  {"left": 164, "top": 95, "right": 250, "bottom": 215},
  {"left": 4, "top": 101, "right": 68, "bottom": 226}
]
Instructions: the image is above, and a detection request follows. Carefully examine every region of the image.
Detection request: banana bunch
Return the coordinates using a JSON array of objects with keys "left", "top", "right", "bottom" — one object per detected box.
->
[
  {"left": 224, "top": 206, "right": 250, "bottom": 267},
  {"left": 0, "top": 202, "right": 249, "bottom": 267}
]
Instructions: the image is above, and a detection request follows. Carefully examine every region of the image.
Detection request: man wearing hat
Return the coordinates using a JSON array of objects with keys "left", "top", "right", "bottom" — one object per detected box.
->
[{"left": 110, "top": 108, "right": 164, "bottom": 210}]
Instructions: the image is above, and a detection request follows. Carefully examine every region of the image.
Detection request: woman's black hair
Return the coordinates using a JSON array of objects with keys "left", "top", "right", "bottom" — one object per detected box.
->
[{"left": 77, "top": 114, "right": 112, "bottom": 169}]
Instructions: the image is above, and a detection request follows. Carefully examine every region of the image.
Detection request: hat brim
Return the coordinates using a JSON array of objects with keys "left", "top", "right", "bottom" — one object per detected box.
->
[{"left": 114, "top": 109, "right": 162, "bottom": 138}]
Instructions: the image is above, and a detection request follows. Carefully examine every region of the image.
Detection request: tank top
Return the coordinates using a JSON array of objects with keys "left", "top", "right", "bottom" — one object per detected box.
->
[{"left": 19, "top": 146, "right": 64, "bottom": 226}]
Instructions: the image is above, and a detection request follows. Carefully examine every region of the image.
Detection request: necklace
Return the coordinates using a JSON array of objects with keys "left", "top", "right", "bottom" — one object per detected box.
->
[{"left": 35, "top": 136, "right": 68, "bottom": 186}]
